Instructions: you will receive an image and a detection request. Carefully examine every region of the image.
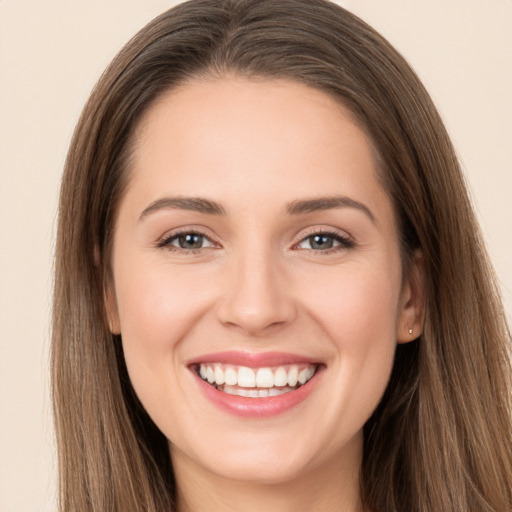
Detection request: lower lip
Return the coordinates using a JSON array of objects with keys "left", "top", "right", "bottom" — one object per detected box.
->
[{"left": 193, "top": 367, "right": 323, "bottom": 418}]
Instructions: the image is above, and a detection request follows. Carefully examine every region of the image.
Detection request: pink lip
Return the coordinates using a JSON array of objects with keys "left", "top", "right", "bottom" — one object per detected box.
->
[
  {"left": 188, "top": 351, "right": 324, "bottom": 419},
  {"left": 188, "top": 350, "right": 319, "bottom": 368}
]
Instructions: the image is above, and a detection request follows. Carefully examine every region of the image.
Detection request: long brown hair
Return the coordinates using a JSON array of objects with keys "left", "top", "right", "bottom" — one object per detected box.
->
[{"left": 52, "top": 1, "right": 512, "bottom": 510}]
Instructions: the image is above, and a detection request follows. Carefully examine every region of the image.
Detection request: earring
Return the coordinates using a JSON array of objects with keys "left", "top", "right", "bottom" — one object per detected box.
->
[{"left": 408, "top": 328, "right": 413, "bottom": 335}]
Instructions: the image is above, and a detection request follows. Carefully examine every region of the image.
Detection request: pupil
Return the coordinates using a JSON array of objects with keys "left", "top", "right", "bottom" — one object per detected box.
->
[
  {"left": 311, "top": 235, "right": 333, "bottom": 249},
  {"left": 179, "top": 234, "right": 203, "bottom": 249}
]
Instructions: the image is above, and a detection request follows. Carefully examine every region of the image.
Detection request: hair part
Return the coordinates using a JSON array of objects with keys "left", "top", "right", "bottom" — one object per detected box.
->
[{"left": 52, "top": 1, "right": 512, "bottom": 510}]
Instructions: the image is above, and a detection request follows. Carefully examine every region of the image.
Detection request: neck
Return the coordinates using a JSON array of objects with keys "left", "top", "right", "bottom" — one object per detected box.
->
[{"left": 172, "top": 434, "right": 365, "bottom": 512}]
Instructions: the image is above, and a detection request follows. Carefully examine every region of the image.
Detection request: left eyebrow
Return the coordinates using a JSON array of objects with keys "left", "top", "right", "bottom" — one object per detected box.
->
[
  {"left": 285, "top": 195, "right": 376, "bottom": 224},
  {"left": 139, "top": 196, "right": 226, "bottom": 221}
]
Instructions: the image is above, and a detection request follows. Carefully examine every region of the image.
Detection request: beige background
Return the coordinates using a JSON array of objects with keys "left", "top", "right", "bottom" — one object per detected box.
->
[{"left": 0, "top": 1, "right": 510, "bottom": 510}]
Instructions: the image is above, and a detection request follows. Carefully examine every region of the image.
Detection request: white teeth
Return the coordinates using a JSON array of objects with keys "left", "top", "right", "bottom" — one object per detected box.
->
[
  {"left": 287, "top": 366, "right": 299, "bottom": 386},
  {"left": 197, "top": 362, "right": 318, "bottom": 396},
  {"left": 256, "top": 367, "right": 274, "bottom": 388},
  {"left": 225, "top": 366, "right": 237, "bottom": 385},
  {"left": 221, "top": 385, "right": 296, "bottom": 397},
  {"left": 269, "top": 387, "right": 294, "bottom": 396},
  {"left": 238, "top": 367, "right": 256, "bottom": 388},
  {"left": 206, "top": 366, "right": 215, "bottom": 384},
  {"left": 214, "top": 364, "right": 225, "bottom": 385},
  {"left": 298, "top": 368, "right": 309, "bottom": 385},
  {"left": 274, "top": 366, "right": 288, "bottom": 387}
]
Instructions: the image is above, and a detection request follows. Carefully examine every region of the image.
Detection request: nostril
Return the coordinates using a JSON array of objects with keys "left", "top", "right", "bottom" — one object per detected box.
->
[
  {"left": 215, "top": 258, "right": 298, "bottom": 334},
  {"left": 217, "top": 294, "right": 297, "bottom": 335}
]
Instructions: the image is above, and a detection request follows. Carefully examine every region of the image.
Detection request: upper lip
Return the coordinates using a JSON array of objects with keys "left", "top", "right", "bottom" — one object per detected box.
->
[{"left": 187, "top": 351, "right": 321, "bottom": 368}]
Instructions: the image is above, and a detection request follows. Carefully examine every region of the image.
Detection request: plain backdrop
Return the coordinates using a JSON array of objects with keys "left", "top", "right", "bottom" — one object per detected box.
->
[{"left": 0, "top": 1, "right": 511, "bottom": 510}]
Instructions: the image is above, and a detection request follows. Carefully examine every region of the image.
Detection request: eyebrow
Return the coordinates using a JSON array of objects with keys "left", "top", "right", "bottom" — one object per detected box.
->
[
  {"left": 139, "top": 194, "right": 375, "bottom": 223},
  {"left": 139, "top": 197, "right": 226, "bottom": 220},
  {"left": 285, "top": 195, "right": 376, "bottom": 223}
]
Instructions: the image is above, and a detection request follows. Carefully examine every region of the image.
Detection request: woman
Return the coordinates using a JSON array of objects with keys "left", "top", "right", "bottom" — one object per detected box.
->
[{"left": 52, "top": 0, "right": 512, "bottom": 510}]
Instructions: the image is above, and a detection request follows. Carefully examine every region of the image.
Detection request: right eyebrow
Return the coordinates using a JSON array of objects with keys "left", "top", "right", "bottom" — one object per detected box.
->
[
  {"left": 139, "top": 196, "right": 226, "bottom": 221},
  {"left": 285, "top": 195, "right": 376, "bottom": 224}
]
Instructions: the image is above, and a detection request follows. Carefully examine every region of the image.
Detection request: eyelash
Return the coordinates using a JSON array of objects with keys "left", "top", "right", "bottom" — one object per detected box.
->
[
  {"left": 157, "top": 229, "right": 354, "bottom": 254},
  {"left": 294, "top": 230, "right": 354, "bottom": 253},
  {"left": 157, "top": 229, "right": 216, "bottom": 254}
]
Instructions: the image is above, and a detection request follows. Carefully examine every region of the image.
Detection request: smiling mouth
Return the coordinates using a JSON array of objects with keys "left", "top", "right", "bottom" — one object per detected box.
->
[{"left": 194, "top": 363, "right": 318, "bottom": 398}]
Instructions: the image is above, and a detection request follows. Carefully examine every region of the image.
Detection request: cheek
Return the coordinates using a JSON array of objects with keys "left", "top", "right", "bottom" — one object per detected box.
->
[
  {"left": 112, "top": 260, "right": 220, "bottom": 434},
  {"left": 299, "top": 260, "right": 401, "bottom": 424},
  {"left": 303, "top": 259, "right": 401, "bottom": 345},
  {"left": 112, "top": 259, "right": 215, "bottom": 371}
]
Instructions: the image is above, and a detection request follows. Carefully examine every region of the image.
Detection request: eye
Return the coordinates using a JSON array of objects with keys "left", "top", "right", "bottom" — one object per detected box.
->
[
  {"left": 158, "top": 231, "right": 216, "bottom": 251},
  {"left": 296, "top": 231, "right": 353, "bottom": 251}
]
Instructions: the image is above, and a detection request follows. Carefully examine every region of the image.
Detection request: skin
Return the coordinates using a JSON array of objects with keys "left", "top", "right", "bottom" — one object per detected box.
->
[{"left": 107, "top": 77, "right": 424, "bottom": 512}]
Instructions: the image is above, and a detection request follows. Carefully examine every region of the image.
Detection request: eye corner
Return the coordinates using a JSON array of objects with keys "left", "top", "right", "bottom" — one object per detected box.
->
[
  {"left": 292, "top": 228, "right": 355, "bottom": 253},
  {"left": 156, "top": 228, "right": 221, "bottom": 253}
]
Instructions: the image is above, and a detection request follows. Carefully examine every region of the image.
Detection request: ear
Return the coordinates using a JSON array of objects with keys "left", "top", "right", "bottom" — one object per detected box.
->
[
  {"left": 105, "top": 282, "right": 121, "bottom": 335},
  {"left": 397, "top": 249, "right": 425, "bottom": 343},
  {"left": 95, "top": 244, "right": 121, "bottom": 335}
]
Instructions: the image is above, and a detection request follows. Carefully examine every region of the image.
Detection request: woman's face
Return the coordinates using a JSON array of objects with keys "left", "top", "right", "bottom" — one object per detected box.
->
[{"left": 107, "top": 77, "right": 421, "bottom": 485}]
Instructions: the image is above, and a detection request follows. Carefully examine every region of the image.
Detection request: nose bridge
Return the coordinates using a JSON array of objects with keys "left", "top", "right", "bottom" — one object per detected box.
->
[{"left": 217, "top": 241, "right": 296, "bottom": 335}]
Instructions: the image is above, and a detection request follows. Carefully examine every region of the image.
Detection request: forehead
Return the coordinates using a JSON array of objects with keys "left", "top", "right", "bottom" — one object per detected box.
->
[
  {"left": 124, "top": 76, "right": 394, "bottom": 227},
  {"left": 135, "top": 77, "right": 367, "bottom": 153}
]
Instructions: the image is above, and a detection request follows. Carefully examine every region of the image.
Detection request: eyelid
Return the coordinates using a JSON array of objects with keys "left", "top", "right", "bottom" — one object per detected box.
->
[
  {"left": 291, "top": 226, "right": 355, "bottom": 251},
  {"left": 156, "top": 226, "right": 221, "bottom": 250},
  {"left": 154, "top": 225, "right": 354, "bottom": 253}
]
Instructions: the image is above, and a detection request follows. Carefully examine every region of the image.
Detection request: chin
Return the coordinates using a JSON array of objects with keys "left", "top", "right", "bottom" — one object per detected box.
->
[
  {"left": 195, "top": 448, "right": 316, "bottom": 485},
  {"left": 169, "top": 424, "right": 361, "bottom": 487}
]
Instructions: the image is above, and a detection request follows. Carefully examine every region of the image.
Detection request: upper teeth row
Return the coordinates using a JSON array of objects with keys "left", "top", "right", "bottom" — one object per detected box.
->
[{"left": 198, "top": 363, "right": 316, "bottom": 388}]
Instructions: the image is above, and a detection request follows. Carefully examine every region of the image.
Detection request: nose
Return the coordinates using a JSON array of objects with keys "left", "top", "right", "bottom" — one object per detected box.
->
[{"left": 216, "top": 247, "right": 297, "bottom": 337}]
